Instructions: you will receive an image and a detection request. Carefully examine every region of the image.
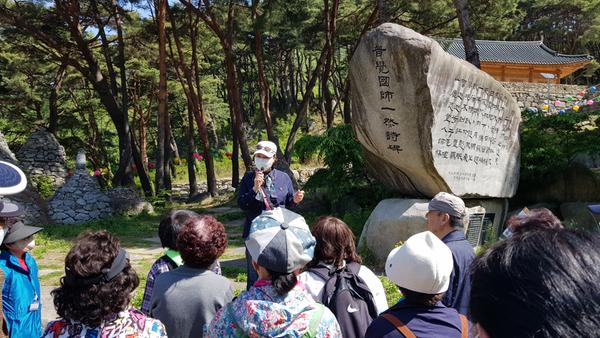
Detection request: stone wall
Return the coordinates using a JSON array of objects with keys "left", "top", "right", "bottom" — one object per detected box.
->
[
  {"left": 16, "top": 130, "right": 68, "bottom": 188},
  {"left": 49, "top": 169, "right": 112, "bottom": 224},
  {"left": 501, "top": 82, "right": 587, "bottom": 110}
]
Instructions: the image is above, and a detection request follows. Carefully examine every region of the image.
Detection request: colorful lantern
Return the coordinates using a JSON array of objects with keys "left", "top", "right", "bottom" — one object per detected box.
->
[
  {"left": 559, "top": 109, "right": 566, "bottom": 114},
  {"left": 587, "top": 99, "right": 594, "bottom": 106},
  {"left": 566, "top": 96, "right": 573, "bottom": 102},
  {"left": 573, "top": 105, "right": 580, "bottom": 112},
  {"left": 591, "top": 86, "right": 597, "bottom": 93},
  {"left": 543, "top": 104, "right": 549, "bottom": 111},
  {"left": 554, "top": 100, "right": 562, "bottom": 106}
]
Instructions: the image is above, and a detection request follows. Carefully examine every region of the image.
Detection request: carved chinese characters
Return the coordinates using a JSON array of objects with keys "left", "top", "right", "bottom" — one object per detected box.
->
[{"left": 350, "top": 23, "right": 520, "bottom": 198}]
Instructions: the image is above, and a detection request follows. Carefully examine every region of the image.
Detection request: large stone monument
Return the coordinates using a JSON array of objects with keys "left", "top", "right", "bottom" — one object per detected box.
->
[
  {"left": 350, "top": 23, "right": 521, "bottom": 198},
  {"left": 352, "top": 24, "right": 521, "bottom": 266}
]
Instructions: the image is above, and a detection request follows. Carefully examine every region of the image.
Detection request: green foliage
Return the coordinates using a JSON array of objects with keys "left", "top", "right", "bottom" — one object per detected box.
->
[
  {"left": 520, "top": 110, "right": 600, "bottom": 183},
  {"left": 31, "top": 175, "right": 55, "bottom": 199},
  {"left": 293, "top": 134, "right": 322, "bottom": 163},
  {"left": 300, "top": 125, "right": 392, "bottom": 211},
  {"left": 380, "top": 275, "right": 403, "bottom": 307}
]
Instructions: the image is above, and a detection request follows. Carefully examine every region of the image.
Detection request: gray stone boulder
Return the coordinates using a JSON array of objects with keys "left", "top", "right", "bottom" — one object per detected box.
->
[
  {"left": 357, "top": 199, "right": 429, "bottom": 268},
  {"left": 350, "top": 23, "right": 521, "bottom": 198},
  {"left": 108, "top": 187, "right": 154, "bottom": 216}
]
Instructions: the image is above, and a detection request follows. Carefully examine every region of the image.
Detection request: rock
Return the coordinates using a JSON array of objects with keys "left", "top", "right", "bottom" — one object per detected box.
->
[
  {"left": 107, "top": 187, "right": 154, "bottom": 216},
  {"left": 357, "top": 198, "right": 429, "bottom": 268},
  {"left": 350, "top": 24, "right": 521, "bottom": 198}
]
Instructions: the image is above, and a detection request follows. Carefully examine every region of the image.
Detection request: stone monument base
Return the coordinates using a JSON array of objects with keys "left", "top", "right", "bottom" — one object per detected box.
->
[{"left": 358, "top": 198, "right": 507, "bottom": 268}]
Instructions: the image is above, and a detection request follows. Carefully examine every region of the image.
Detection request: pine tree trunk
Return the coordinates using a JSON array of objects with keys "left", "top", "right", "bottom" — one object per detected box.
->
[{"left": 453, "top": 0, "right": 481, "bottom": 69}]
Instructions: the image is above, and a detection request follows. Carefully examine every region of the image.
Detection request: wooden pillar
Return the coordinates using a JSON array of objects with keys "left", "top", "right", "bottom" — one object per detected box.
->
[
  {"left": 528, "top": 66, "right": 533, "bottom": 83},
  {"left": 555, "top": 68, "right": 561, "bottom": 84},
  {"left": 501, "top": 65, "right": 506, "bottom": 81}
]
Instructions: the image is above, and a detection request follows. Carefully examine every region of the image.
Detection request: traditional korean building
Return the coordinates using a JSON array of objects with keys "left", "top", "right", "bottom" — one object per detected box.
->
[{"left": 442, "top": 39, "right": 593, "bottom": 84}]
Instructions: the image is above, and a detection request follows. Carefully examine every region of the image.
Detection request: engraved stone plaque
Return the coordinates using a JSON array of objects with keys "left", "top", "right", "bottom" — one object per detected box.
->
[{"left": 350, "top": 23, "right": 520, "bottom": 198}]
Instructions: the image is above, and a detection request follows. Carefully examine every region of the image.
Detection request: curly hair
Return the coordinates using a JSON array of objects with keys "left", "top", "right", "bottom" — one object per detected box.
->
[
  {"left": 51, "top": 230, "right": 139, "bottom": 327},
  {"left": 177, "top": 215, "right": 228, "bottom": 269},
  {"left": 307, "top": 216, "right": 362, "bottom": 269},
  {"left": 158, "top": 209, "right": 199, "bottom": 250},
  {"left": 506, "top": 208, "right": 563, "bottom": 234}
]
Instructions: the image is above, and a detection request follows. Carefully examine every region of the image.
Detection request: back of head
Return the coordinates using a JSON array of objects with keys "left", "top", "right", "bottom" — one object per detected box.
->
[
  {"left": 159, "top": 209, "right": 199, "bottom": 250},
  {"left": 470, "top": 229, "right": 600, "bottom": 337},
  {"left": 177, "top": 215, "right": 228, "bottom": 269},
  {"left": 52, "top": 230, "right": 139, "bottom": 327},
  {"left": 385, "top": 231, "right": 453, "bottom": 305},
  {"left": 506, "top": 208, "right": 563, "bottom": 235},
  {"left": 310, "top": 216, "right": 361, "bottom": 268},
  {"left": 246, "top": 208, "right": 316, "bottom": 295}
]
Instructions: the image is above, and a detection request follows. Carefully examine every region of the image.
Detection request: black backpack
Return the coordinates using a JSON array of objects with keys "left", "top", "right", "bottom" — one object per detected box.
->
[{"left": 309, "top": 262, "right": 379, "bottom": 338}]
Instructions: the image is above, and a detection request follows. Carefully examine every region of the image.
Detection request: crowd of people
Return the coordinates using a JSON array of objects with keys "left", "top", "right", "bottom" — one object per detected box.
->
[{"left": 0, "top": 141, "right": 597, "bottom": 337}]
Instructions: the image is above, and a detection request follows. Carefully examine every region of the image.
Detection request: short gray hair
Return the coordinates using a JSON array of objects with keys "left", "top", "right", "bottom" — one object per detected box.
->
[{"left": 450, "top": 215, "right": 464, "bottom": 228}]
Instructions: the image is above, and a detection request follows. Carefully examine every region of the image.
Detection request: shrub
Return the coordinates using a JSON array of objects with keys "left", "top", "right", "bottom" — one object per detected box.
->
[
  {"left": 520, "top": 110, "right": 600, "bottom": 184},
  {"left": 301, "top": 125, "right": 392, "bottom": 211},
  {"left": 31, "top": 175, "right": 55, "bottom": 199}
]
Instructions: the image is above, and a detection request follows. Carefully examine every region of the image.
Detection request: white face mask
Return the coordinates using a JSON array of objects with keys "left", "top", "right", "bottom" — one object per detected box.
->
[
  {"left": 254, "top": 157, "right": 274, "bottom": 171},
  {"left": 15, "top": 238, "right": 35, "bottom": 252}
]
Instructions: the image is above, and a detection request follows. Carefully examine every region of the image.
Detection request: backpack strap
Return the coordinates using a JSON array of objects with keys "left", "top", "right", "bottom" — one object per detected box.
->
[
  {"left": 382, "top": 313, "right": 416, "bottom": 338},
  {"left": 302, "top": 303, "right": 325, "bottom": 338},
  {"left": 459, "top": 314, "right": 468, "bottom": 338}
]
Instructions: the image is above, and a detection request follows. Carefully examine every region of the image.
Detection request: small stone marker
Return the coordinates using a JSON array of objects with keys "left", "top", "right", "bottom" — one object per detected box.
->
[{"left": 350, "top": 23, "right": 521, "bottom": 198}]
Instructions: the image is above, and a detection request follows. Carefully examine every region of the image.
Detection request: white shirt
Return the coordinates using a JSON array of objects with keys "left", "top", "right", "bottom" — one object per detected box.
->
[{"left": 298, "top": 261, "right": 389, "bottom": 315}]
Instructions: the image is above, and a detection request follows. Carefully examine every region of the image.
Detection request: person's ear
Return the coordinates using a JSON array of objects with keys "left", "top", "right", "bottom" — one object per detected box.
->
[
  {"left": 251, "top": 260, "right": 260, "bottom": 272},
  {"left": 474, "top": 323, "right": 490, "bottom": 338}
]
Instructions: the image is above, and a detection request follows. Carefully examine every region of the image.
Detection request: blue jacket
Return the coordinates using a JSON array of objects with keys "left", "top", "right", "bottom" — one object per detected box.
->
[
  {"left": 0, "top": 250, "right": 42, "bottom": 338},
  {"left": 365, "top": 300, "right": 467, "bottom": 338},
  {"left": 441, "top": 230, "right": 475, "bottom": 316},
  {"left": 238, "top": 169, "right": 296, "bottom": 238}
]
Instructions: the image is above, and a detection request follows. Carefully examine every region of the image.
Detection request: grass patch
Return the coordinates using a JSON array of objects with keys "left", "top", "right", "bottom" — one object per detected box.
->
[
  {"left": 39, "top": 213, "right": 161, "bottom": 245},
  {"left": 215, "top": 211, "right": 245, "bottom": 223},
  {"left": 39, "top": 271, "right": 63, "bottom": 286},
  {"left": 380, "top": 275, "right": 402, "bottom": 307},
  {"left": 221, "top": 266, "right": 247, "bottom": 282}
]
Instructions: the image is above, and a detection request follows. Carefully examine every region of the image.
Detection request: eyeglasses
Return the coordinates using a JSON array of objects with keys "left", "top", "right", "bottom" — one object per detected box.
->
[{"left": 256, "top": 144, "right": 275, "bottom": 153}]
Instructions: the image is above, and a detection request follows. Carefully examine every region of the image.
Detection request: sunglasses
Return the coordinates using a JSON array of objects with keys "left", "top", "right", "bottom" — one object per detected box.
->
[{"left": 256, "top": 144, "right": 275, "bottom": 153}]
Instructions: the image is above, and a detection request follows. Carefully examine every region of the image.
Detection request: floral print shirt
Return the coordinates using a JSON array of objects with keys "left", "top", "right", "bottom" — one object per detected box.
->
[
  {"left": 205, "top": 281, "right": 341, "bottom": 338},
  {"left": 42, "top": 308, "right": 167, "bottom": 338}
]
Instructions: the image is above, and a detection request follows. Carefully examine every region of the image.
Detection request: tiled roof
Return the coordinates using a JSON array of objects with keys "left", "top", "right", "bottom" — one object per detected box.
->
[{"left": 438, "top": 39, "right": 593, "bottom": 65}]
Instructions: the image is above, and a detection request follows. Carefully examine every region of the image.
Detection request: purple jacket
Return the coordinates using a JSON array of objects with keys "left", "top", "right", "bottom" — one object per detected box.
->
[
  {"left": 237, "top": 169, "right": 296, "bottom": 238},
  {"left": 365, "top": 301, "right": 467, "bottom": 338},
  {"left": 441, "top": 230, "right": 475, "bottom": 316}
]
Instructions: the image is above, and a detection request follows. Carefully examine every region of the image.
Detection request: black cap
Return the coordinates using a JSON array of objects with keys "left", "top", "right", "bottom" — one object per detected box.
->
[{"left": 3, "top": 221, "right": 42, "bottom": 244}]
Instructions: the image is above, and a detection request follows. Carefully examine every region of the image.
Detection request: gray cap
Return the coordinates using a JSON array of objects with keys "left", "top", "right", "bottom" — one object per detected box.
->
[
  {"left": 424, "top": 192, "right": 465, "bottom": 218},
  {"left": 246, "top": 208, "right": 315, "bottom": 273}
]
